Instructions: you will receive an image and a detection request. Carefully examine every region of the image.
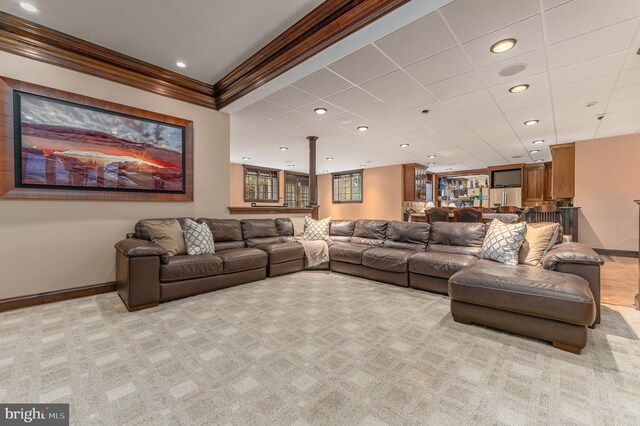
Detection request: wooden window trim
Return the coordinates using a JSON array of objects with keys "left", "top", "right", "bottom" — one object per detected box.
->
[
  {"left": 243, "top": 164, "right": 279, "bottom": 202},
  {"left": 331, "top": 169, "right": 363, "bottom": 204}
]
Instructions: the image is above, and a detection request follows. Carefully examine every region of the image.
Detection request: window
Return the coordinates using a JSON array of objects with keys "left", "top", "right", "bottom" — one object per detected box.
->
[
  {"left": 244, "top": 166, "right": 279, "bottom": 202},
  {"left": 332, "top": 170, "right": 362, "bottom": 203},
  {"left": 285, "top": 172, "right": 310, "bottom": 207}
]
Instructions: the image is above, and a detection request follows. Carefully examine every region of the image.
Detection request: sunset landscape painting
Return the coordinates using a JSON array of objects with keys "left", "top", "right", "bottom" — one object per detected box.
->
[{"left": 16, "top": 92, "right": 185, "bottom": 193}]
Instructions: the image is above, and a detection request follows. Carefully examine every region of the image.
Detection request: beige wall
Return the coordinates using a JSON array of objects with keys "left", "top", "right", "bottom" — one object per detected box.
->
[
  {"left": 229, "top": 162, "right": 285, "bottom": 207},
  {"left": 574, "top": 133, "right": 640, "bottom": 251},
  {"left": 0, "top": 51, "right": 230, "bottom": 299},
  {"left": 318, "top": 165, "right": 403, "bottom": 220}
]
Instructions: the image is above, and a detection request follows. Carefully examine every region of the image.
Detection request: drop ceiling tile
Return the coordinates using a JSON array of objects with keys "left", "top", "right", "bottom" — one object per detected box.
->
[
  {"left": 553, "top": 91, "right": 611, "bottom": 113},
  {"left": 547, "top": 20, "right": 637, "bottom": 69},
  {"left": 420, "top": 112, "right": 461, "bottom": 128},
  {"left": 543, "top": 0, "right": 640, "bottom": 44},
  {"left": 328, "top": 45, "right": 397, "bottom": 84},
  {"left": 324, "top": 87, "right": 377, "bottom": 110},
  {"left": 607, "top": 96, "right": 640, "bottom": 113},
  {"left": 462, "top": 15, "right": 544, "bottom": 69},
  {"left": 477, "top": 48, "right": 547, "bottom": 87},
  {"left": 387, "top": 121, "right": 425, "bottom": 136},
  {"left": 374, "top": 11, "right": 457, "bottom": 66},
  {"left": 264, "top": 86, "right": 317, "bottom": 110},
  {"left": 617, "top": 67, "right": 640, "bottom": 88},
  {"left": 373, "top": 112, "right": 413, "bottom": 128},
  {"left": 351, "top": 102, "right": 397, "bottom": 120},
  {"left": 426, "top": 71, "right": 485, "bottom": 100},
  {"left": 440, "top": 0, "right": 540, "bottom": 43},
  {"left": 552, "top": 73, "right": 618, "bottom": 101},
  {"left": 611, "top": 84, "right": 640, "bottom": 102},
  {"left": 291, "top": 68, "right": 353, "bottom": 98},
  {"left": 497, "top": 90, "right": 551, "bottom": 112},
  {"left": 488, "top": 72, "right": 549, "bottom": 100},
  {"left": 550, "top": 51, "right": 627, "bottom": 87},
  {"left": 359, "top": 70, "right": 420, "bottom": 99},
  {"left": 465, "top": 114, "right": 509, "bottom": 130},
  {"left": 542, "top": 0, "right": 571, "bottom": 10},
  {"left": 231, "top": 110, "right": 266, "bottom": 131},
  {"left": 454, "top": 102, "right": 502, "bottom": 121},
  {"left": 623, "top": 45, "right": 640, "bottom": 69},
  {"left": 384, "top": 89, "right": 436, "bottom": 111},
  {"left": 504, "top": 104, "right": 552, "bottom": 123},
  {"left": 404, "top": 47, "right": 473, "bottom": 86},
  {"left": 240, "top": 100, "right": 290, "bottom": 120},
  {"left": 440, "top": 89, "right": 493, "bottom": 111}
]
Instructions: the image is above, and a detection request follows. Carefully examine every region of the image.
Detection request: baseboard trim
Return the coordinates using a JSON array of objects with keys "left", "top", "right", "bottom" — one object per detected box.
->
[
  {"left": 594, "top": 248, "right": 638, "bottom": 258},
  {"left": 0, "top": 282, "right": 116, "bottom": 313}
]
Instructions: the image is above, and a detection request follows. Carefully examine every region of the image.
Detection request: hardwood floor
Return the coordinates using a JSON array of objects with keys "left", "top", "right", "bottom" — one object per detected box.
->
[{"left": 600, "top": 255, "right": 638, "bottom": 307}]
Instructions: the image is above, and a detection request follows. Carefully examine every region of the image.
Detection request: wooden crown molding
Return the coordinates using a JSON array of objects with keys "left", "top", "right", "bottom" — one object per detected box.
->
[
  {"left": 0, "top": 12, "right": 216, "bottom": 109},
  {"left": 214, "top": 0, "right": 412, "bottom": 109}
]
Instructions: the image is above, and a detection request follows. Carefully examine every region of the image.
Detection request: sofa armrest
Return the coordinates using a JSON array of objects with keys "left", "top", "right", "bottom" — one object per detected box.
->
[
  {"left": 115, "top": 238, "right": 168, "bottom": 264},
  {"left": 542, "top": 243, "right": 604, "bottom": 271}
]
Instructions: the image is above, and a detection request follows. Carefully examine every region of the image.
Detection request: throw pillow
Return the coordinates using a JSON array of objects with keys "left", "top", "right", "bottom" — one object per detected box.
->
[
  {"left": 303, "top": 216, "right": 331, "bottom": 241},
  {"left": 519, "top": 222, "right": 560, "bottom": 266},
  {"left": 184, "top": 219, "right": 215, "bottom": 255},
  {"left": 146, "top": 220, "right": 187, "bottom": 256},
  {"left": 481, "top": 219, "right": 527, "bottom": 266}
]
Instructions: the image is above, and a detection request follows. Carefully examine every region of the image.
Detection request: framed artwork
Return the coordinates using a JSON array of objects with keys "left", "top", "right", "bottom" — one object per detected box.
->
[{"left": 0, "top": 77, "right": 193, "bottom": 201}]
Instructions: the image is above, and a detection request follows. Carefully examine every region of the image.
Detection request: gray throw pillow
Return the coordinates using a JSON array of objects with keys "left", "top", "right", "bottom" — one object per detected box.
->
[
  {"left": 303, "top": 216, "right": 331, "bottom": 241},
  {"left": 184, "top": 219, "right": 215, "bottom": 255},
  {"left": 481, "top": 219, "right": 526, "bottom": 266}
]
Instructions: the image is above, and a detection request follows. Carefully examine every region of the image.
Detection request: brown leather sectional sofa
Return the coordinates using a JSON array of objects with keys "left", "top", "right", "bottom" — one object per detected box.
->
[{"left": 115, "top": 217, "right": 604, "bottom": 353}]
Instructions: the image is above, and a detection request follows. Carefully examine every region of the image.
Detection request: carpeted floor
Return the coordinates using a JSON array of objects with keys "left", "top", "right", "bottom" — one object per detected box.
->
[{"left": 1, "top": 271, "right": 640, "bottom": 425}]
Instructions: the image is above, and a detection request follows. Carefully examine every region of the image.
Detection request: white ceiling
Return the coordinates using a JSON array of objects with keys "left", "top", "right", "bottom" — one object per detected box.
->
[
  {"left": 230, "top": 0, "right": 640, "bottom": 175},
  {"left": 0, "top": 0, "right": 324, "bottom": 83}
]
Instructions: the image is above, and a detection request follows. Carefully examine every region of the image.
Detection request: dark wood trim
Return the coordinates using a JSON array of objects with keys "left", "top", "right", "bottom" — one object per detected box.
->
[
  {"left": 284, "top": 170, "right": 310, "bottom": 178},
  {"left": 331, "top": 169, "right": 364, "bottom": 204},
  {"left": 242, "top": 164, "right": 280, "bottom": 202},
  {"left": 593, "top": 248, "right": 639, "bottom": 258},
  {"left": 0, "top": 76, "right": 194, "bottom": 201},
  {"left": 0, "top": 282, "right": 115, "bottom": 313},
  {"left": 214, "top": 0, "right": 412, "bottom": 108},
  {"left": 0, "top": 12, "right": 215, "bottom": 109},
  {"left": 228, "top": 206, "right": 315, "bottom": 215},
  {"left": 308, "top": 136, "right": 318, "bottom": 207}
]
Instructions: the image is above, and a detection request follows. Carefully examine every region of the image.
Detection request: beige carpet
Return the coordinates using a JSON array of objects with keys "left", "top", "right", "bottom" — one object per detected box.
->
[{"left": 1, "top": 271, "right": 640, "bottom": 425}]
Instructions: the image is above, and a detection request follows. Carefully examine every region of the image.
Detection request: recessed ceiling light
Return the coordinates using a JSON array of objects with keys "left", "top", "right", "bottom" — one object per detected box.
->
[
  {"left": 279, "top": 146, "right": 288, "bottom": 151},
  {"left": 421, "top": 109, "right": 430, "bottom": 114},
  {"left": 445, "top": 168, "right": 452, "bottom": 171},
  {"left": 365, "top": 160, "right": 372, "bottom": 163},
  {"left": 490, "top": 38, "right": 517, "bottom": 54},
  {"left": 242, "top": 156, "right": 250, "bottom": 160},
  {"left": 360, "top": 164, "right": 367, "bottom": 167},
  {"left": 357, "top": 126, "right": 368, "bottom": 132},
  {"left": 524, "top": 119, "right": 539, "bottom": 126},
  {"left": 400, "top": 143, "right": 409, "bottom": 148},
  {"left": 535, "top": 159, "right": 544, "bottom": 163},
  {"left": 288, "top": 165, "right": 295, "bottom": 168},
  {"left": 19, "top": 2, "right": 37, "bottom": 12},
  {"left": 176, "top": 61, "right": 187, "bottom": 68},
  {"left": 529, "top": 150, "right": 540, "bottom": 154},
  {"left": 322, "top": 170, "right": 328, "bottom": 173},
  {"left": 428, "top": 162, "right": 435, "bottom": 166},
  {"left": 314, "top": 107, "right": 328, "bottom": 115},
  {"left": 509, "top": 84, "right": 529, "bottom": 93},
  {"left": 512, "top": 155, "right": 523, "bottom": 159},
  {"left": 585, "top": 101, "right": 598, "bottom": 108},
  {"left": 24, "top": 115, "right": 33, "bottom": 120},
  {"left": 428, "top": 155, "right": 436, "bottom": 159},
  {"left": 532, "top": 140, "right": 544, "bottom": 144},
  {"left": 326, "top": 157, "right": 334, "bottom": 161}
]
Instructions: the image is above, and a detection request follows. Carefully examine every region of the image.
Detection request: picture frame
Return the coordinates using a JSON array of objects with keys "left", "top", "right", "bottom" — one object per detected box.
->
[{"left": 0, "top": 76, "right": 194, "bottom": 201}]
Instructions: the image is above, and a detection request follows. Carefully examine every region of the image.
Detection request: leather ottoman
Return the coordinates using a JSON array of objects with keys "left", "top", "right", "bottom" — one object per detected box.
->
[{"left": 448, "top": 260, "right": 596, "bottom": 354}]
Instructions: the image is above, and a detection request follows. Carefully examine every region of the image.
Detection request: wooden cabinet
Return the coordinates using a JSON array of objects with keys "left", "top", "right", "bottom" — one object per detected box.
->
[
  {"left": 403, "top": 163, "right": 432, "bottom": 201},
  {"left": 523, "top": 163, "right": 545, "bottom": 203},
  {"left": 544, "top": 162, "right": 553, "bottom": 200},
  {"left": 550, "top": 143, "right": 575, "bottom": 199}
]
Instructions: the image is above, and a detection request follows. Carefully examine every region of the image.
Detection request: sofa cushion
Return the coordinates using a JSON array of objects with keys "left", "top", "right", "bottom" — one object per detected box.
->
[
  {"left": 160, "top": 254, "right": 223, "bottom": 283},
  {"left": 254, "top": 242, "right": 304, "bottom": 264},
  {"left": 354, "top": 219, "right": 387, "bottom": 240},
  {"left": 449, "top": 260, "right": 596, "bottom": 326},
  {"left": 241, "top": 219, "right": 278, "bottom": 239},
  {"left": 329, "top": 243, "right": 372, "bottom": 265},
  {"left": 409, "top": 252, "right": 478, "bottom": 279},
  {"left": 429, "top": 222, "right": 486, "bottom": 247},
  {"left": 198, "top": 219, "right": 246, "bottom": 251},
  {"left": 384, "top": 221, "right": 430, "bottom": 252},
  {"left": 135, "top": 217, "right": 193, "bottom": 242},
  {"left": 275, "top": 218, "right": 294, "bottom": 237},
  {"left": 330, "top": 220, "right": 356, "bottom": 237},
  {"left": 215, "top": 248, "right": 268, "bottom": 274},
  {"left": 362, "top": 247, "right": 415, "bottom": 273},
  {"left": 427, "top": 244, "right": 481, "bottom": 258}
]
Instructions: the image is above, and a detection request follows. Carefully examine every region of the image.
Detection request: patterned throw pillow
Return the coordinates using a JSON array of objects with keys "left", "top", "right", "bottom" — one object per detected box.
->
[
  {"left": 183, "top": 219, "right": 215, "bottom": 255},
  {"left": 303, "top": 216, "right": 331, "bottom": 241},
  {"left": 481, "top": 219, "right": 526, "bottom": 266}
]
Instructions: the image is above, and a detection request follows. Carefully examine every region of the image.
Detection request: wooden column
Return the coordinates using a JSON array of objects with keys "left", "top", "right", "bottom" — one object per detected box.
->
[
  {"left": 307, "top": 136, "right": 318, "bottom": 219},
  {"left": 635, "top": 200, "right": 640, "bottom": 310}
]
